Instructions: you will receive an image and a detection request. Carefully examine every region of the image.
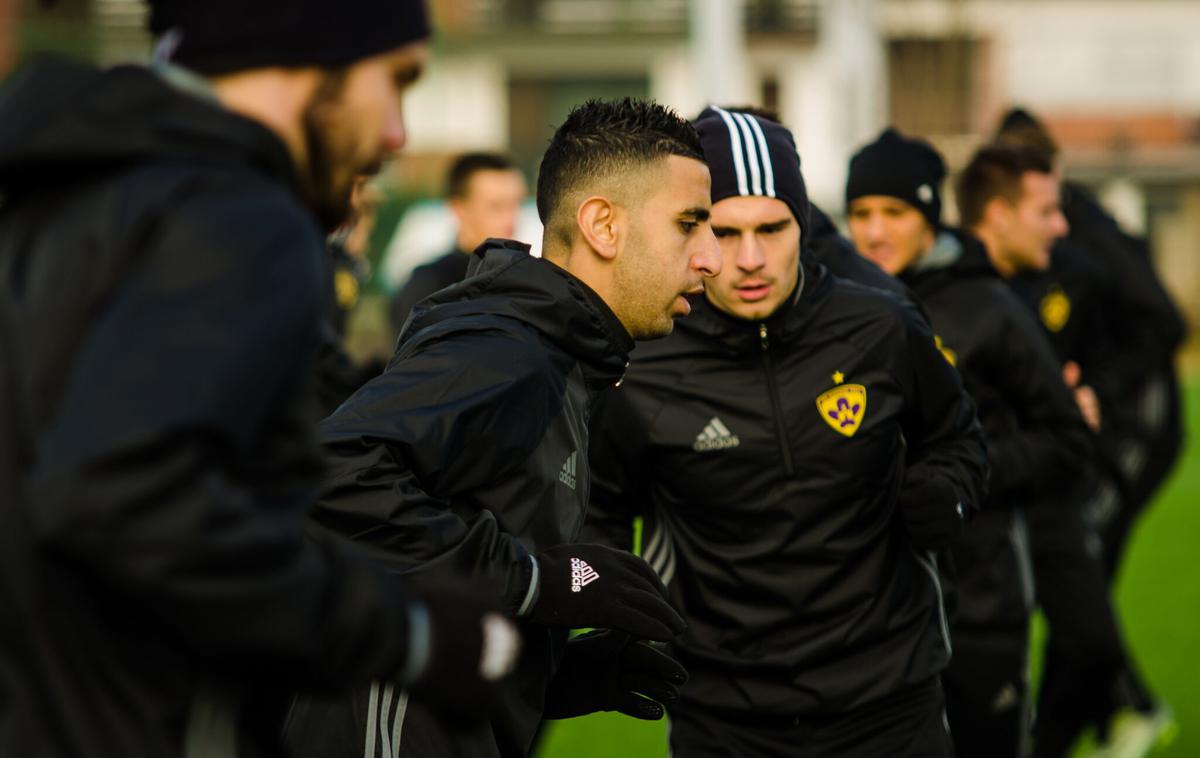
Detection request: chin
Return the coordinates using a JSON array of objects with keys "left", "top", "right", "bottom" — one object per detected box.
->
[{"left": 634, "top": 316, "right": 676, "bottom": 341}]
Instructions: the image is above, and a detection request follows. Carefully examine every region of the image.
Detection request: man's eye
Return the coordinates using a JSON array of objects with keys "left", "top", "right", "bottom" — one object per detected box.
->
[
  {"left": 713, "top": 228, "right": 735, "bottom": 239},
  {"left": 679, "top": 221, "right": 698, "bottom": 234}
]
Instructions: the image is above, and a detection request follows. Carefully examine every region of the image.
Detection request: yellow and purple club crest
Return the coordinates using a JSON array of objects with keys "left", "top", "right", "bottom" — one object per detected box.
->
[{"left": 817, "top": 373, "right": 867, "bottom": 437}]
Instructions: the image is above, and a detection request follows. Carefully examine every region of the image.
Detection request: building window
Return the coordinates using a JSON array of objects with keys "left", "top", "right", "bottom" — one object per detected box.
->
[{"left": 887, "top": 36, "right": 978, "bottom": 136}]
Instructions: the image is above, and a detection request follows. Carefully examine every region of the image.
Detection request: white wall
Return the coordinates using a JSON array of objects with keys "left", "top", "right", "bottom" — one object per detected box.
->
[
  {"left": 882, "top": 0, "right": 1200, "bottom": 112},
  {"left": 404, "top": 55, "right": 510, "bottom": 151}
]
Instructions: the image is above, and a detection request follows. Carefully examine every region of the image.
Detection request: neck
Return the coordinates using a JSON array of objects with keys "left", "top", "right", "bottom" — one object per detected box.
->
[
  {"left": 541, "top": 238, "right": 619, "bottom": 319},
  {"left": 209, "top": 68, "right": 319, "bottom": 176},
  {"left": 970, "top": 224, "right": 1015, "bottom": 279}
]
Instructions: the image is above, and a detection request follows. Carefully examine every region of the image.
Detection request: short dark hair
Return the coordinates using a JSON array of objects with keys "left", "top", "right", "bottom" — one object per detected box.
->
[
  {"left": 446, "top": 152, "right": 518, "bottom": 199},
  {"left": 956, "top": 143, "right": 1055, "bottom": 228},
  {"left": 993, "top": 108, "right": 1059, "bottom": 164},
  {"left": 536, "top": 98, "right": 704, "bottom": 232}
]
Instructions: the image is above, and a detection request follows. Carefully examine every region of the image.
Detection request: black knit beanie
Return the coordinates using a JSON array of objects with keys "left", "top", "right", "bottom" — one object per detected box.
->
[
  {"left": 147, "top": 0, "right": 431, "bottom": 76},
  {"left": 845, "top": 127, "right": 946, "bottom": 228},
  {"left": 692, "top": 106, "right": 810, "bottom": 245}
]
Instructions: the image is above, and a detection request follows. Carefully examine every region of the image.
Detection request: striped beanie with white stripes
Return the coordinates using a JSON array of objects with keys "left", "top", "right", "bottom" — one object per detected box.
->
[{"left": 693, "top": 106, "right": 811, "bottom": 245}]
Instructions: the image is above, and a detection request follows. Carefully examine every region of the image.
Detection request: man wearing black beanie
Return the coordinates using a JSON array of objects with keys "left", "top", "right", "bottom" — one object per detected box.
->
[
  {"left": 584, "top": 106, "right": 988, "bottom": 757},
  {"left": 0, "top": 3, "right": 521, "bottom": 758},
  {"left": 846, "top": 129, "right": 1094, "bottom": 758}
]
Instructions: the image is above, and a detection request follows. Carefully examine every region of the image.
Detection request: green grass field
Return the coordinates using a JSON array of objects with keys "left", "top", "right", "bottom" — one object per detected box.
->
[{"left": 536, "top": 384, "right": 1200, "bottom": 757}]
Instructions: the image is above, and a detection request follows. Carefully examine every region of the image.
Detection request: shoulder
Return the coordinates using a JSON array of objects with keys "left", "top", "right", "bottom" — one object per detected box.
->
[
  {"left": 820, "top": 274, "right": 916, "bottom": 334},
  {"left": 807, "top": 240, "right": 907, "bottom": 298},
  {"left": 388, "top": 319, "right": 567, "bottom": 409},
  {"left": 406, "top": 251, "right": 469, "bottom": 288}
]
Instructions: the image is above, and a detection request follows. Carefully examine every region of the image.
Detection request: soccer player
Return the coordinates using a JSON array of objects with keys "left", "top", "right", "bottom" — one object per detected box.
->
[
  {"left": 991, "top": 113, "right": 1175, "bottom": 757},
  {"left": 585, "top": 107, "right": 987, "bottom": 758},
  {"left": 390, "top": 151, "right": 528, "bottom": 330},
  {"left": 287, "top": 98, "right": 721, "bottom": 758},
  {"left": 846, "top": 131, "right": 1094, "bottom": 758},
  {"left": 0, "top": 1, "right": 519, "bottom": 756},
  {"left": 994, "top": 109, "right": 1186, "bottom": 580}
]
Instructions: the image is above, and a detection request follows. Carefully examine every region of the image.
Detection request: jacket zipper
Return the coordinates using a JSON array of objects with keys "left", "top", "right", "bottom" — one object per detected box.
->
[{"left": 759, "top": 323, "right": 796, "bottom": 475}]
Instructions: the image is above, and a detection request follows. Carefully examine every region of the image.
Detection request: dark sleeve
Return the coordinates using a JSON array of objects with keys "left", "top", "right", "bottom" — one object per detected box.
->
[
  {"left": 981, "top": 297, "right": 1094, "bottom": 501},
  {"left": 311, "top": 330, "right": 558, "bottom": 616},
  {"left": 581, "top": 384, "right": 652, "bottom": 551},
  {"left": 894, "top": 302, "right": 990, "bottom": 516},
  {"left": 27, "top": 188, "right": 422, "bottom": 689}
]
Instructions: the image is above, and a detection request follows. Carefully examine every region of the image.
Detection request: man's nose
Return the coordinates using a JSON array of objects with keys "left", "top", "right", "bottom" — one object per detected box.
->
[{"left": 694, "top": 228, "right": 722, "bottom": 278}]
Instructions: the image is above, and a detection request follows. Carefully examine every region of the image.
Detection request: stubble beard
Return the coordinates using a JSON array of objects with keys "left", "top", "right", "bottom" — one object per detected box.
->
[{"left": 298, "top": 70, "right": 370, "bottom": 233}]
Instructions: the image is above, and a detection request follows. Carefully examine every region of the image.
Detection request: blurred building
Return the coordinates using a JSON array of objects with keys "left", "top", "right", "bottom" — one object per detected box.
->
[
  {"left": 408, "top": 0, "right": 1200, "bottom": 337},
  {"left": 15, "top": 0, "right": 1200, "bottom": 340}
]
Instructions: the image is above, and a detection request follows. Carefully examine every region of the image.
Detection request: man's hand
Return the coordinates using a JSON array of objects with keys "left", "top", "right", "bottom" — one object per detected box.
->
[
  {"left": 544, "top": 630, "right": 687, "bottom": 721},
  {"left": 526, "top": 544, "right": 686, "bottom": 642},
  {"left": 898, "top": 475, "right": 965, "bottom": 550},
  {"left": 1063, "top": 361, "right": 1101, "bottom": 432},
  {"left": 406, "top": 583, "right": 520, "bottom": 724}
]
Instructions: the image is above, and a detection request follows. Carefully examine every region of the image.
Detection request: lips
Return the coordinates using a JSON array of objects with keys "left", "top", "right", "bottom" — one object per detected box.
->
[{"left": 735, "top": 281, "right": 771, "bottom": 303}]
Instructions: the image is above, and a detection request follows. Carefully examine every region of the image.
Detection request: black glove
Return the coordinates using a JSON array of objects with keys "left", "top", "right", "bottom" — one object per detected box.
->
[
  {"left": 526, "top": 544, "right": 686, "bottom": 642},
  {"left": 898, "top": 475, "right": 966, "bottom": 550},
  {"left": 407, "top": 583, "right": 521, "bottom": 724},
  {"left": 544, "top": 630, "right": 687, "bottom": 720}
]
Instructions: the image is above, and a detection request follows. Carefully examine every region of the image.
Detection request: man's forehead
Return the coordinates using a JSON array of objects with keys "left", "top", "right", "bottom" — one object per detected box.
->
[
  {"left": 1019, "top": 171, "right": 1059, "bottom": 202},
  {"left": 656, "top": 155, "right": 711, "bottom": 199},
  {"left": 711, "top": 195, "right": 791, "bottom": 223}
]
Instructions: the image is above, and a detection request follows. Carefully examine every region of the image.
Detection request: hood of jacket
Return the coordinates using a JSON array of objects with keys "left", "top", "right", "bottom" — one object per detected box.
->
[
  {"left": 0, "top": 57, "right": 294, "bottom": 197},
  {"left": 898, "top": 226, "right": 998, "bottom": 296},
  {"left": 400, "top": 239, "right": 634, "bottom": 389}
]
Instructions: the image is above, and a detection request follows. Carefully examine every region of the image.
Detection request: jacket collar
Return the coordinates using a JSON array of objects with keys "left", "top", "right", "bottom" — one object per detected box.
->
[
  {"left": 406, "top": 239, "right": 633, "bottom": 389},
  {"left": 677, "top": 253, "right": 831, "bottom": 354}
]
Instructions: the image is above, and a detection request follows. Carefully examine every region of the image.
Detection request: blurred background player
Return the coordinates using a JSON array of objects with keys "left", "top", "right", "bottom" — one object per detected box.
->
[
  {"left": 846, "top": 130, "right": 1094, "bottom": 758},
  {"left": 390, "top": 151, "right": 527, "bottom": 331},
  {"left": 585, "top": 106, "right": 986, "bottom": 758},
  {"left": 0, "top": 1, "right": 520, "bottom": 756},
  {"left": 994, "top": 108, "right": 1187, "bottom": 583},
  {"left": 993, "top": 109, "right": 1180, "bottom": 757}
]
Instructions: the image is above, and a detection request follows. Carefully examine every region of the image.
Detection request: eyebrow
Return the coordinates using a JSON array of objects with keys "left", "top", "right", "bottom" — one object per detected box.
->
[
  {"left": 679, "top": 207, "right": 711, "bottom": 222},
  {"left": 757, "top": 218, "right": 792, "bottom": 232}
]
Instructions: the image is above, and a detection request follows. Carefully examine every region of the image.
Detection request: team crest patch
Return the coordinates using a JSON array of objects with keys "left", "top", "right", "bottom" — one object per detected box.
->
[
  {"left": 334, "top": 268, "right": 360, "bottom": 310},
  {"left": 934, "top": 335, "right": 958, "bottom": 366},
  {"left": 817, "top": 376, "right": 867, "bottom": 437},
  {"left": 1040, "top": 285, "right": 1071, "bottom": 333}
]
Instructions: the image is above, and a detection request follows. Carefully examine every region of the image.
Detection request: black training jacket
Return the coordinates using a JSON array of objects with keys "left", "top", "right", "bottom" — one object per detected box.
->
[
  {"left": 0, "top": 60, "right": 428, "bottom": 758},
  {"left": 898, "top": 228, "right": 1093, "bottom": 626},
  {"left": 1010, "top": 239, "right": 1113, "bottom": 383},
  {"left": 1061, "top": 183, "right": 1185, "bottom": 505},
  {"left": 307, "top": 240, "right": 632, "bottom": 756},
  {"left": 585, "top": 258, "right": 987, "bottom": 716}
]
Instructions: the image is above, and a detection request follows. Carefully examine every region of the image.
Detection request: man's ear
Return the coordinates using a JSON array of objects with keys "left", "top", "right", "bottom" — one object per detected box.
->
[
  {"left": 448, "top": 196, "right": 468, "bottom": 226},
  {"left": 576, "top": 196, "right": 620, "bottom": 261},
  {"left": 982, "top": 196, "right": 1012, "bottom": 233}
]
